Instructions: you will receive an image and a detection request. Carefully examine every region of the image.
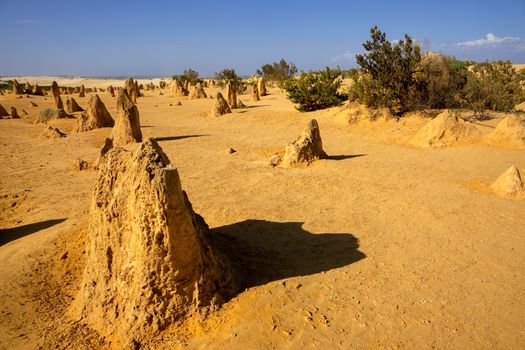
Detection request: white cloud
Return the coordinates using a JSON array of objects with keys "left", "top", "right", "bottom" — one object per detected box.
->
[
  {"left": 456, "top": 33, "right": 525, "bottom": 50},
  {"left": 331, "top": 50, "right": 355, "bottom": 63}
]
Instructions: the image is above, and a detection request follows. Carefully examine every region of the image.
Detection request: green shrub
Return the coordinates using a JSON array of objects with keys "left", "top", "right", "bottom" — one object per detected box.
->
[
  {"left": 349, "top": 25, "right": 422, "bottom": 115},
  {"left": 281, "top": 67, "right": 347, "bottom": 112},
  {"left": 256, "top": 59, "right": 298, "bottom": 83},
  {"left": 215, "top": 68, "right": 246, "bottom": 93},
  {"left": 349, "top": 26, "right": 524, "bottom": 116},
  {"left": 0, "top": 81, "right": 11, "bottom": 91},
  {"left": 464, "top": 61, "right": 524, "bottom": 113},
  {"left": 518, "top": 67, "right": 525, "bottom": 82},
  {"left": 414, "top": 54, "right": 469, "bottom": 109},
  {"left": 172, "top": 69, "right": 201, "bottom": 86}
]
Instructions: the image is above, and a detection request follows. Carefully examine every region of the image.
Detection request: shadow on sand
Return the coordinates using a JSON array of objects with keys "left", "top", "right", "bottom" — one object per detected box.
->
[
  {"left": 153, "top": 134, "right": 208, "bottom": 142},
  {"left": 211, "top": 220, "right": 365, "bottom": 288},
  {"left": 329, "top": 154, "right": 367, "bottom": 161},
  {"left": 241, "top": 104, "right": 271, "bottom": 109},
  {"left": 0, "top": 218, "right": 67, "bottom": 247}
]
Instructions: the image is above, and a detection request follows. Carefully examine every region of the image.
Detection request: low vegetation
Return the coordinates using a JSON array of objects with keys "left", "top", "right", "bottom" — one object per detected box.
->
[
  {"left": 281, "top": 67, "right": 347, "bottom": 112},
  {"left": 257, "top": 59, "right": 298, "bottom": 83},
  {"left": 215, "top": 68, "right": 246, "bottom": 93},
  {"left": 464, "top": 61, "right": 524, "bottom": 113},
  {"left": 348, "top": 25, "right": 422, "bottom": 115},
  {"left": 172, "top": 69, "right": 201, "bottom": 86},
  {"left": 347, "top": 26, "right": 525, "bottom": 117}
]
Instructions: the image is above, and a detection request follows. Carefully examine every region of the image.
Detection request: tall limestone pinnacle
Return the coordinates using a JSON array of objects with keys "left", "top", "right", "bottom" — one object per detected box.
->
[
  {"left": 72, "top": 138, "right": 239, "bottom": 347},
  {"left": 111, "top": 88, "right": 142, "bottom": 146}
]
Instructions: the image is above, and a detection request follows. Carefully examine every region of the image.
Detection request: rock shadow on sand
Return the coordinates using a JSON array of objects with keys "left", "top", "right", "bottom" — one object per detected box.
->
[
  {"left": 211, "top": 220, "right": 365, "bottom": 288},
  {"left": 152, "top": 134, "right": 208, "bottom": 142},
  {"left": 329, "top": 154, "right": 367, "bottom": 161},
  {"left": 242, "top": 104, "right": 271, "bottom": 109},
  {"left": 0, "top": 218, "right": 66, "bottom": 247}
]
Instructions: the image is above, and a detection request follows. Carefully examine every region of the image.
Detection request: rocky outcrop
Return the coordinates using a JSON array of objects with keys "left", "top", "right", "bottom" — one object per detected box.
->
[
  {"left": 189, "top": 83, "right": 207, "bottom": 99},
  {"left": 73, "top": 94, "right": 114, "bottom": 132},
  {"left": 24, "top": 82, "right": 32, "bottom": 94},
  {"left": 51, "top": 81, "right": 60, "bottom": 97},
  {"left": 0, "top": 104, "right": 8, "bottom": 117},
  {"left": 12, "top": 80, "right": 23, "bottom": 95},
  {"left": 40, "top": 126, "right": 66, "bottom": 139},
  {"left": 125, "top": 77, "right": 140, "bottom": 103},
  {"left": 79, "top": 85, "right": 86, "bottom": 97},
  {"left": 252, "top": 83, "right": 260, "bottom": 101},
  {"left": 491, "top": 166, "right": 525, "bottom": 199},
  {"left": 51, "top": 81, "right": 64, "bottom": 110},
  {"left": 169, "top": 80, "right": 188, "bottom": 97},
  {"left": 92, "top": 138, "right": 114, "bottom": 169},
  {"left": 10, "top": 107, "right": 20, "bottom": 119},
  {"left": 66, "top": 97, "right": 84, "bottom": 113},
  {"left": 108, "top": 85, "right": 115, "bottom": 97},
  {"left": 73, "top": 138, "right": 238, "bottom": 347},
  {"left": 56, "top": 96, "right": 65, "bottom": 110},
  {"left": 257, "top": 77, "right": 266, "bottom": 96},
  {"left": 210, "top": 92, "right": 231, "bottom": 117},
  {"left": 32, "top": 84, "right": 44, "bottom": 96},
  {"left": 111, "top": 89, "right": 142, "bottom": 146},
  {"left": 226, "top": 80, "right": 237, "bottom": 109},
  {"left": 280, "top": 119, "right": 328, "bottom": 167}
]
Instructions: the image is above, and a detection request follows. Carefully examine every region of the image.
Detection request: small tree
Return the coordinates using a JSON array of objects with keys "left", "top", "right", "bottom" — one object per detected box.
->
[
  {"left": 256, "top": 59, "right": 298, "bottom": 83},
  {"left": 414, "top": 54, "right": 469, "bottom": 109},
  {"left": 172, "top": 68, "right": 201, "bottom": 86},
  {"left": 463, "top": 61, "right": 524, "bottom": 113},
  {"left": 281, "top": 67, "right": 347, "bottom": 112},
  {"left": 349, "top": 25, "right": 422, "bottom": 115},
  {"left": 215, "top": 68, "right": 246, "bottom": 93}
]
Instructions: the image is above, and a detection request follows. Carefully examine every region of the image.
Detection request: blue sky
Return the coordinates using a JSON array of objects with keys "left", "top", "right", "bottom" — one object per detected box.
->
[{"left": 1, "top": 0, "right": 524, "bottom": 76}]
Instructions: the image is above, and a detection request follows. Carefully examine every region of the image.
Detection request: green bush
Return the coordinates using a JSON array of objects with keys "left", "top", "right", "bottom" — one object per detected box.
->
[
  {"left": 414, "top": 54, "right": 469, "bottom": 109},
  {"left": 281, "top": 67, "right": 347, "bottom": 112},
  {"left": 256, "top": 59, "right": 298, "bottom": 83},
  {"left": 0, "top": 81, "right": 11, "bottom": 91},
  {"left": 172, "top": 69, "right": 201, "bottom": 86},
  {"left": 349, "top": 25, "right": 422, "bottom": 115},
  {"left": 518, "top": 67, "right": 525, "bottom": 82},
  {"left": 463, "top": 61, "right": 524, "bottom": 113},
  {"left": 215, "top": 68, "right": 246, "bottom": 93},
  {"left": 349, "top": 26, "right": 524, "bottom": 116}
]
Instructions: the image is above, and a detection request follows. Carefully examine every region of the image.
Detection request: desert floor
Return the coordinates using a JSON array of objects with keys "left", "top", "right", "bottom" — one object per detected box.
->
[{"left": 0, "top": 83, "right": 524, "bottom": 349}]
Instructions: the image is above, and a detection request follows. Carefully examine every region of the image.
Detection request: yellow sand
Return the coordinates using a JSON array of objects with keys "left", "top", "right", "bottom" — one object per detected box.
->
[{"left": 1, "top": 83, "right": 524, "bottom": 349}]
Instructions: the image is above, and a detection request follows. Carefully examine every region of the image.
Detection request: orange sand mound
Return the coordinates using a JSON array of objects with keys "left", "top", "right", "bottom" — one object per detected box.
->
[
  {"left": 409, "top": 110, "right": 482, "bottom": 148},
  {"left": 485, "top": 115, "right": 525, "bottom": 149}
]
